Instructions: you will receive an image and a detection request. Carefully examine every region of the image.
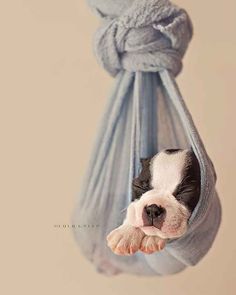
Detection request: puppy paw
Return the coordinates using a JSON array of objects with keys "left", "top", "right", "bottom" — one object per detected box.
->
[
  {"left": 140, "top": 235, "right": 166, "bottom": 254},
  {"left": 106, "top": 225, "right": 145, "bottom": 256}
]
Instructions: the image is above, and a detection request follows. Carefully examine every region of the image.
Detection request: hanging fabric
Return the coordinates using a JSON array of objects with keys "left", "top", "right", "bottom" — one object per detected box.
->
[{"left": 72, "top": 0, "right": 221, "bottom": 276}]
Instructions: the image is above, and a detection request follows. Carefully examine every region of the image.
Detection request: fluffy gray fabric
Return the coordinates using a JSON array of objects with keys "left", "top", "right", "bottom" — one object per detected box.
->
[{"left": 91, "top": 0, "right": 192, "bottom": 77}]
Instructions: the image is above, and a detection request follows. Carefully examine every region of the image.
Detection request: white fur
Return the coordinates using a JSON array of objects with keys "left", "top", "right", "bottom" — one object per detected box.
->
[
  {"left": 107, "top": 224, "right": 166, "bottom": 255},
  {"left": 125, "top": 189, "right": 190, "bottom": 239},
  {"left": 150, "top": 150, "right": 189, "bottom": 194},
  {"left": 106, "top": 224, "right": 145, "bottom": 255}
]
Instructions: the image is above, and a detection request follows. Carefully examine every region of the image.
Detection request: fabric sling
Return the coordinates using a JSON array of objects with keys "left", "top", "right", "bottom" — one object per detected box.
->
[{"left": 72, "top": 0, "right": 222, "bottom": 276}]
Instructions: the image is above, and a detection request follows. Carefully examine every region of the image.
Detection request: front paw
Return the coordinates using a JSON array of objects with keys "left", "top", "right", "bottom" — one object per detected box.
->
[
  {"left": 140, "top": 235, "right": 166, "bottom": 254},
  {"left": 106, "top": 225, "right": 145, "bottom": 256}
]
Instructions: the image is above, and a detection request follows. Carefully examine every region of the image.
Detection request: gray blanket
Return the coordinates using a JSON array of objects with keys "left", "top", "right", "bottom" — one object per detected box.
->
[{"left": 72, "top": 0, "right": 222, "bottom": 275}]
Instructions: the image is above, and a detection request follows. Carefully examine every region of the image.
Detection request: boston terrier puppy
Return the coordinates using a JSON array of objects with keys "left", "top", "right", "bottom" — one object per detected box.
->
[{"left": 107, "top": 149, "right": 201, "bottom": 255}]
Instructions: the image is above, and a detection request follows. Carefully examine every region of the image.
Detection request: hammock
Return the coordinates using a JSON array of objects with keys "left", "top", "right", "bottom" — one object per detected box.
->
[{"left": 72, "top": 0, "right": 221, "bottom": 276}]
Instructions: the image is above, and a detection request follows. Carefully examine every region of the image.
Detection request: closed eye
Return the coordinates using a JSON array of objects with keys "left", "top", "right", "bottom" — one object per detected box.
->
[
  {"left": 173, "top": 180, "right": 198, "bottom": 201},
  {"left": 133, "top": 181, "right": 150, "bottom": 190},
  {"left": 176, "top": 186, "right": 194, "bottom": 197}
]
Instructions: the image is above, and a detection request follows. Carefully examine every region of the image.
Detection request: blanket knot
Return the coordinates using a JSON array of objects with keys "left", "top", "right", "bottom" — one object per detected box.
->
[{"left": 93, "top": 0, "right": 193, "bottom": 76}]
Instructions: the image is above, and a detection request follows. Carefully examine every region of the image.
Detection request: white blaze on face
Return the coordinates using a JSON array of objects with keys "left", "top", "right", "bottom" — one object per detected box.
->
[
  {"left": 125, "top": 150, "right": 191, "bottom": 239},
  {"left": 150, "top": 150, "right": 189, "bottom": 194}
]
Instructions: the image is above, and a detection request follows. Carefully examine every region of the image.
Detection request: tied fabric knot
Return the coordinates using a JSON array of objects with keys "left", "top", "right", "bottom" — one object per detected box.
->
[{"left": 93, "top": 0, "right": 193, "bottom": 77}]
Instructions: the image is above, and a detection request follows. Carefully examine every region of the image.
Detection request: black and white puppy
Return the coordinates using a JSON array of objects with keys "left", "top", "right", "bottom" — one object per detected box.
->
[{"left": 107, "top": 149, "right": 201, "bottom": 255}]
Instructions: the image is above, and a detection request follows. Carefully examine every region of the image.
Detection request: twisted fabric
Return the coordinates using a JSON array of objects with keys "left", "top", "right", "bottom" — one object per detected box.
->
[
  {"left": 73, "top": 0, "right": 221, "bottom": 276},
  {"left": 93, "top": 0, "right": 192, "bottom": 76}
]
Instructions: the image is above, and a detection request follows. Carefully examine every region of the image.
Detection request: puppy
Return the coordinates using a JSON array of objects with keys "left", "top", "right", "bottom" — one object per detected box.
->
[{"left": 107, "top": 149, "right": 201, "bottom": 255}]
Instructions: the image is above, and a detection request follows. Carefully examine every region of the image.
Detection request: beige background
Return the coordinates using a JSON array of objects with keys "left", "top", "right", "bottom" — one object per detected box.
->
[{"left": 0, "top": 0, "right": 235, "bottom": 294}]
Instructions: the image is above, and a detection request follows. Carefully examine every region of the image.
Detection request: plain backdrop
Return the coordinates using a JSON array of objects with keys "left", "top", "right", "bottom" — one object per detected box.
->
[{"left": 0, "top": 1, "right": 236, "bottom": 294}]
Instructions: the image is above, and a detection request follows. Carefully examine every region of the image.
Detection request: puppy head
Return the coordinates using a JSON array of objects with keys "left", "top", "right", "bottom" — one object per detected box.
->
[{"left": 126, "top": 149, "right": 200, "bottom": 239}]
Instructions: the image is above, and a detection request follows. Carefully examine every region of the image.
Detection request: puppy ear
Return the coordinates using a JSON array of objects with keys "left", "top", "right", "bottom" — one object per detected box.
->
[
  {"left": 131, "top": 157, "right": 152, "bottom": 201},
  {"left": 140, "top": 157, "right": 152, "bottom": 168}
]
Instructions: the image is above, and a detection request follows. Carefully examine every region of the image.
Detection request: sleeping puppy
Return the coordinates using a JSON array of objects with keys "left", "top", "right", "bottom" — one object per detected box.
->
[{"left": 107, "top": 149, "right": 200, "bottom": 255}]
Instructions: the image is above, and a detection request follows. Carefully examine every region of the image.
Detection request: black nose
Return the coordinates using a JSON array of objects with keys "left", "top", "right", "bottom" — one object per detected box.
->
[{"left": 145, "top": 204, "right": 165, "bottom": 219}]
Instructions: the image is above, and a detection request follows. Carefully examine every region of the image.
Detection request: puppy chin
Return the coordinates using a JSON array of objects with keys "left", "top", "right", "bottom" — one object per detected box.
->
[
  {"left": 140, "top": 220, "right": 188, "bottom": 239},
  {"left": 125, "top": 190, "right": 190, "bottom": 239}
]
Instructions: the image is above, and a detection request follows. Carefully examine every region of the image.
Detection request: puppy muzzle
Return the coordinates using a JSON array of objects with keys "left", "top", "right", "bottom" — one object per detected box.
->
[{"left": 126, "top": 190, "right": 190, "bottom": 239}]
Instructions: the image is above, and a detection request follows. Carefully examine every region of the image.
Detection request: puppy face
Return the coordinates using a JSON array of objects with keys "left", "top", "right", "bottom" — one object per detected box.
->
[{"left": 126, "top": 149, "right": 200, "bottom": 239}]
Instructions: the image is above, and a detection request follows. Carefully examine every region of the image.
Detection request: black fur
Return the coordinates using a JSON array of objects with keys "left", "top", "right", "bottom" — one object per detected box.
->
[
  {"left": 173, "top": 151, "right": 201, "bottom": 212},
  {"left": 132, "top": 157, "right": 152, "bottom": 201},
  {"left": 165, "top": 148, "right": 182, "bottom": 154}
]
